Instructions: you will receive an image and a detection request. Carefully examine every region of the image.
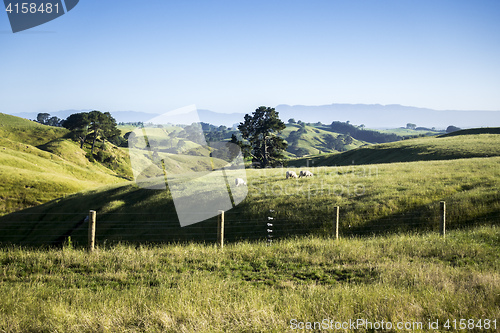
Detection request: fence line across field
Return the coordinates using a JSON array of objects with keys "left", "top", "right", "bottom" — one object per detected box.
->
[
  {"left": 1, "top": 200, "right": 498, "bottom": 248},
  {"left": 84, "top": 201, "right": 448, "bottom": 250}
]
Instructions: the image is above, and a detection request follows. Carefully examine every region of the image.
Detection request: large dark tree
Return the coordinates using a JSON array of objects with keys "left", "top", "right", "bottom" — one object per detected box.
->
[
  {"left": 238, "top": 106, "right": 287, "bottom": 168},
  {"left": 62, "top": 112, "right": 89, "bottom": 148},
  {"left": 63, "top": 110, "right": 121, "bottom": 154},
  {"left": 36, "top": 113, "right": 50, "bottom": 125},
  {"left": 87, "top": 111, "right": 121, "bottom": 154}
]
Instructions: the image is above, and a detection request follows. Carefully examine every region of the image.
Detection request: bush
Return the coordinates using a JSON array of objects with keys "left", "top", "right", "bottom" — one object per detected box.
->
[{"left": 85, "top": 152, "right": 95, "bottom": 162}]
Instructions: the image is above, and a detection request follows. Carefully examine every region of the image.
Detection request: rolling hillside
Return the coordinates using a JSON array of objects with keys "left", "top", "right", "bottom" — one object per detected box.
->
[
  {"left": 2, "top": 116, "right": 499, "bottom": 246},
  {"left": 288, "top": 130, "right": 500, "bottom": 167},
  {"left": 281, "top": 123, "right": 368, "bottom": 157},
  {"left": 0, "top": 113, "right": 131, "bottom": 215},
  {"left": 0, "top": 114, "right": 239, "bottom": 216},
  {"left": 1, "top": 154, "right": 499, "bottom": 246}
]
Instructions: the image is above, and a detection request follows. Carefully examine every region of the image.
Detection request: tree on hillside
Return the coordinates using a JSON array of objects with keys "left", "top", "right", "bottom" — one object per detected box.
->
[
  {"left": 446, "top": 125, "right": 461, "bottom": 133},
  {"left": 238, "top": 106, "right": 288, "bottom": 168},
  {"left": 36, "top": 113, "right": 62, "bottom": 127},
  {"left": 47, "top": 116, "right": 62, "bottom": 127},
  {"left": 343, "top": 134, "right": 353, "bottom": 145},
  {"left": 330, "top": 121, "right": 400, "bottom": 143},
  {"left": 324, "top": 134, "right": 336, "bottom": 149},
  {"left": 406, "top": 123, "right": 417, "bottom": 130},
  {"left": 287, "top": 130, "right": 302, "bottom": 147},
  {"left": 36, "top": 113, "right": 50, "bottom": 124},
  {"left": 288, "top": 118, "right": 296, "bottom": 124},
  {"left": 63, "top": 111, "right": 121, "bottom": 154},
  {"left": 63, "top": 113, "right": 90, "bottom": 148},
  {"left": 87, "top": 111, "right": 121, "bottom": 154}
]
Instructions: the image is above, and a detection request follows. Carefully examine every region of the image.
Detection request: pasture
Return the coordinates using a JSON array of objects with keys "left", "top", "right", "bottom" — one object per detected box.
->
[
  {"left": 1, "top": 156, "right": 499, "bottom": 246},
  {"left": 0, "top": 226, "right": 498, "bottom": 332}
]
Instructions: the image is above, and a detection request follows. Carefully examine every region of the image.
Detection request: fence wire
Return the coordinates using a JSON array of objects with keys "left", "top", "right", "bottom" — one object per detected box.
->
[{"left": 0, "top": 199, "right": 498, "bottom": 247}]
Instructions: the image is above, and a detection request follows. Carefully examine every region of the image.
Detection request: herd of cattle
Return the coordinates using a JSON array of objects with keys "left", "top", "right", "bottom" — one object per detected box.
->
[{"left": 234, "top": 170, "right": 313, "bottom": 187}]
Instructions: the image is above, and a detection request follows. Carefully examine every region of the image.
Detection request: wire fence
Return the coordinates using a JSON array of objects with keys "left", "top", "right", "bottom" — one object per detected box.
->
[{"left": 0, "top": 200, "right": 498, "bottom": 248}]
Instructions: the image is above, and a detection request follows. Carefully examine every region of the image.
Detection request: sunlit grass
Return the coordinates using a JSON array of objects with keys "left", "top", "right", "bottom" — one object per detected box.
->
[{"left": 0, "top": 226, "right": 498, "bottom": 332}]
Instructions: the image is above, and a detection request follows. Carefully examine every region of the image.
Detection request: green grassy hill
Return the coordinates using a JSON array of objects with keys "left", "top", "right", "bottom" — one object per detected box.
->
[
  {"left": 1, "top": 155, "right": 498, "bottom": 246},
  {"left": 0, "top": 113, "right": 68, "bottom": 146},
  {"left": 282, "top": 124, "right": 368, "bottom": 157},
  {"left": 0, "top": 113, "right": 131, "bottom": 216},
  {"left": 288, "top": 132, "right": 500, "bottom": 167},
  {"left": 0, "top": 114, "right": 239, "bottom": 216}
]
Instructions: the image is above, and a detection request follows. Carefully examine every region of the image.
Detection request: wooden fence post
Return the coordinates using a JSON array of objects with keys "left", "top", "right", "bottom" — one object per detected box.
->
[
  {"left": 333, "top": 206, "right": 339, "bottom": 240},
  {"left": 440, "top": 201, "right": 446, "bottom": 237},
  {"left": 217, "top": 210, "right": 224, "bottom": 248},
  {"left": 88, "top": 210, "right": 96, "bottom": 252}
]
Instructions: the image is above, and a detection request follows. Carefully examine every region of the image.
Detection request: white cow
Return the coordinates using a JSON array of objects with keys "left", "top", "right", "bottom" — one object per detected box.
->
[
  {"left": 299, "top": 170, "right": 313, "bottom": 178},
  {"left": 235, "top": 178, "right": 247, "bottom": 187},
  {"left": 286, "top": 170, "right": 298, "bottom": 179}
]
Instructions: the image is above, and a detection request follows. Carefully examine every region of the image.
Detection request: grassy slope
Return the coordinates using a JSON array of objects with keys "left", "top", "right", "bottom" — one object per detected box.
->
[
  {"left": 282, "top": 124, "right": 367, "bottom": 157},
  {"left": 0, "top": 113, "right": 128, "bottom": 215},
  {"left": 1, "top": 155, "right": 499, "bottom": 246},
  {"left": 0, "top": 114, "right": 235, "bottom": 216},
  {"left": 0, "top": 226, "right": 498, "bottom": 332},
  {"left": 288, "top": 132, "right": 500, "bottom": 167}
]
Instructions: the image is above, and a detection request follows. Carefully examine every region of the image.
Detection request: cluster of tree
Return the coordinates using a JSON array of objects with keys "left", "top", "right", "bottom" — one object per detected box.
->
[
  {"left": 201, "top": 122, "right": 238, "bottom": 142},
  {"left": 406, "top": 123, "right": 417, "bottom": 130},
  {"left": 287, "top": 146, "right": 309, "bottom": 157},
  {"left": 324, "top": 133, "right": 353, "bottom": 151},
  {"left": 330, "top": 121, "right": 400, "bottom": 143},
  {"left": 118, "top": 121, "right": 144, "bottom": 127},
  {"left": 36, "top": 113, "right": 64, "bottom": 127},
  {"left": 237, "top": 106, "right": 288, "bottom": 168},
  {"left": 62, "top": 110, "right": 122, "bottom": 155}
]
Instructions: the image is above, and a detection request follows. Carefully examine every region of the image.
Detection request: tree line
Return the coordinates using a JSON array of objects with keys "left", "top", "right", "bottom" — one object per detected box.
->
[{"left": 330, "top": 121, "right": 401, "bottom": 143}]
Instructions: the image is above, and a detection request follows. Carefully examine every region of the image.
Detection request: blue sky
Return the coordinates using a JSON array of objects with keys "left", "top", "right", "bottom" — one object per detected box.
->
[{"left": 1, "top": 0, "right": 500, "bottom": 115}]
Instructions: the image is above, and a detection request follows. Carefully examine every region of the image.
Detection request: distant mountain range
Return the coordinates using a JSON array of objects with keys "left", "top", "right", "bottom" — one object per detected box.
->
[
  {"left": 6, "top": 103, "right": 500, "bottom": 129},
  {"left": 275, "top": 104, "right": 500, "bottom": 129}
]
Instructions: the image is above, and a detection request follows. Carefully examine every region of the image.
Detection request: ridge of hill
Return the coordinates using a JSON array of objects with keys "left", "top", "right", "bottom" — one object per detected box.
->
[
  {"left": 438, "top": 127, "right": 500, "bottom": 137},
  {"left": 288, "top": 132, "right": 500, "bottom": 167}
]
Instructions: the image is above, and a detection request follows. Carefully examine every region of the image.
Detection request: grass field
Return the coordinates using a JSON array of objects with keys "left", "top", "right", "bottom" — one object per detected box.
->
[
  {"left": 1, "top": 156, "right": 499, "bottom": 246},
  {"left": 0, "top": 226, "right": 498, "bottom": 332}
]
